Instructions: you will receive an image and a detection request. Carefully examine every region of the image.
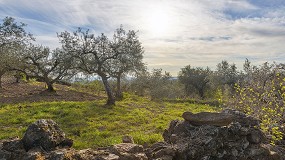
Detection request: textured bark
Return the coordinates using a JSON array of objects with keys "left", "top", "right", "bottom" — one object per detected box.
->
[
  {"left": 0, "top": 71, "right": 4, "bottom": 89},
  {"left": 115, "top": 76, "right": 123, "bottom": 100},
  {"left": 101, "top": 76, "right": 115, "bottom": 105},
  {"left": 46, "top": 82, "right": 55, "bottom": 92}
]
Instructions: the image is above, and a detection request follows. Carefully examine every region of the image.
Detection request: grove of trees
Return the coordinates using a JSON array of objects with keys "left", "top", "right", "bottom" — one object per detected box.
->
[
  {"left": 0, "top": 17, "right": 145, "bottom": 105},
  {"left": 58, "top": 26, "right": 144, "bottom": 105}
]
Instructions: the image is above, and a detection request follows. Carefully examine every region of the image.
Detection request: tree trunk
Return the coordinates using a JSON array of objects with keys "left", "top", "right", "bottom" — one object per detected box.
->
[
  {"left": 199, "top": 88, "right": 205, "bottom": 99},
  {"left": 115, "top": 76, "right": 123, "bottom": 100},
  {"left": 0, "top": 73, "right": 3, "bottom": 89},
  {"left": 46, "top": 82, "right": 55, "bottom": 92},
  {"left": 101, "top": 76, "right": 115, "bottom": 105}
]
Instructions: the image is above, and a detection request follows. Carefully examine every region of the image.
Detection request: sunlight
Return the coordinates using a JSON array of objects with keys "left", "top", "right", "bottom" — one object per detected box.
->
[{"left": 142, "top": 4, "right": 174, "bottom": 37}]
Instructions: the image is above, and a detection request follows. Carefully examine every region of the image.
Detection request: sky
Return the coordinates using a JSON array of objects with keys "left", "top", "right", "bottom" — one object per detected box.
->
[{"left": 0, "top": 0, "right": 285, "bottom": 75}]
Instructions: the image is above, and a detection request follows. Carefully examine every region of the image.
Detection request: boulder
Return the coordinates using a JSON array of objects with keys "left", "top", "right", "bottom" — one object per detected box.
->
[
  {"left": 21, "top": 119, "right": 71, "bottom": 151},
  {"left": 182, "top": 111, "right": 234, "bottom": 126},
  {"left": 109, "top": 143, "right": 147, "bottom": 160},
  {"left": 151, "top": 110, "right": 285, "bottom": 160},
  {"left": 222, "top": 109, "right": 261, "bottom": 127}
]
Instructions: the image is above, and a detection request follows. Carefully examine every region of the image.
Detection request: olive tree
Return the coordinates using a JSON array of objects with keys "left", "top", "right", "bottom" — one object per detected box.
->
[
  {"left": 130, "top": 69, "right": 184, "bottom": 100},
  {"left": 178, "top": 65, "right": 212, "bottom": 99},
  {"left": 21, "top": 45, "right": 74, "bottom": 92},
  {"left": 107, "top": 27, "right": 145, "bottom": 99},
  {"left": 0, "top": 17, "right": 33, "bottom": 88},
  {"left": 58, "top": 28, "right": 118, "bottom": 105}
]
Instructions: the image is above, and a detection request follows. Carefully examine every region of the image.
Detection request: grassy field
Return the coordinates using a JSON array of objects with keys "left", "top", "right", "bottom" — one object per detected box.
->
[{"left": 0, "top": 93, "right": 218, "bottom": 149}]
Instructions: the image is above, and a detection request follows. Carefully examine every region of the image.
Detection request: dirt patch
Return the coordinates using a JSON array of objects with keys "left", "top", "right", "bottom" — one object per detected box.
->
[{"left": 0, "top": 76, "right": 103, "bottom": 104}]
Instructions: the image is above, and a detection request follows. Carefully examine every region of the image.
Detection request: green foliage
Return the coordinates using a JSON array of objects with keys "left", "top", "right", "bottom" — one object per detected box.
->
[
  {"left": 0, "top": 93, "right": 216, "bottom": 149},
  {"left": 72, "top": 80, "right": 105, "bottom": 96},
  {"left": 130, "top": 69, "right": 184, "bottom": 100},
  {"left": 0, "top": 17, "right": 33, "bottom": 87},
  {"left": 178, "top": 65, "right": 212, "bottom": 99},
  {"left": 226, "top": 62, "right": 285, "bottom": 144}
]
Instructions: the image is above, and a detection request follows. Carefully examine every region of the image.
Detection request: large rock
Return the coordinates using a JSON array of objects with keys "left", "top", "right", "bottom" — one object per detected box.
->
[
  {"left": 21, "top": 119, "right": 72, "bottom": 151},
  {"left": 182, "top": 111, "right": 234, "bottom": 126},
  {"left": 109, "top": 143, "right": 147, "bottom": 160},
  {"left": 222, "top": 109, "right": 261, "bottom": 127},
  {"left": 153, "top": 110, "right": 285, "bottom": 160}
]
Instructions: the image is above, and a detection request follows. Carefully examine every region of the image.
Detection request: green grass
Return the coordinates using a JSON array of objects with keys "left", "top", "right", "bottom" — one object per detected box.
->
[{"left": 0, "top": 93, "right": 218, "bottom": 149}]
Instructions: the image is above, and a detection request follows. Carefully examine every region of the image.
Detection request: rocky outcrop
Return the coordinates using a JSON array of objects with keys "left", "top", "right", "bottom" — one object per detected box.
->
[
  {"left": 152, "top": 109, "right": 284, "bottom": 160},
  {"left": 182, "top": 111, "right": 234, "bottom": 126},
  {"left": 0, "top": 119, "right": 147, "bottom": 160},
  {"left": 22, "top": 119, "right": 73, "bottom": 151},
  {"left": 0, "top": 110, "right": 285, "bottom": 160}
]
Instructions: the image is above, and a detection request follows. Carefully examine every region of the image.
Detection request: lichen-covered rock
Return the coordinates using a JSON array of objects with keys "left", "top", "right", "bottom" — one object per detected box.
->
[
  {"left": 21, "top": 119, "right": 71, "bottom": 151},
  {"left": 222, "top": 109, "right": 261, "bottom": 127},
  {"left": 154, "top": 110, "right": 285, "bottom": 160},
  {"left": 109, "top": 143, "right": 147, "bottom": 160},
  {"left": 182, "top": 111, "right": 234, "bottom": 126}
]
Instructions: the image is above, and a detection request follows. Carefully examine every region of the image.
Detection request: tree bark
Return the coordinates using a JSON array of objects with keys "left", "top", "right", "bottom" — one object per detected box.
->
[
  {"left": 115, "top": 75, "right": 123, "bottom": 100},
  {"left": 46, "top": 82, "right": 55, "bottom": 92},
  {"left": 0, "top": 74, "right": 2, "bottom": 89},
  {"left": 198, "top": 88, "right": 205, "bottom": 99},
  {"left": 101, "top": 75, "right": 115, "bottom": 105},
  {"left": 0, "top": 71, "right": 5, "bottom": 89}
]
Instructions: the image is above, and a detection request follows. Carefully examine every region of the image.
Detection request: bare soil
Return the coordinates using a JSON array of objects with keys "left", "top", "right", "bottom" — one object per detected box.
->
[{"left": 0, "top": 76, "right": 103, "bottom": 104}]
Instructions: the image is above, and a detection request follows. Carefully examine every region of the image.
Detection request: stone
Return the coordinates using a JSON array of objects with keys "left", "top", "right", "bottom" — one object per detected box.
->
[
  {"left": 247, "top": 128, "right": 267, "bottom": 144},
  {"left": 109, "top": 143, "right": 147, "bottom": 160},
  {"left": 21, "top": 119, "right": 70, "bottom": 151},
  {"left": 110, "top": 143, "right": 144, "bottom": 154},
  {"left": 2, "top": 138, "right": 24, "bottom": 152},
  {"left": 182, "top": 111, "right": 234, "bottom": 126},
  {"left": 222, "top": 109, "right": 261, "bottom": 127},
  {"left": 122, "top": 135, "right": 134, "bottom": 143}
]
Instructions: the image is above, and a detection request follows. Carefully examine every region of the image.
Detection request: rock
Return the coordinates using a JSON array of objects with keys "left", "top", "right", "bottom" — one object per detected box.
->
[
  {"left": 2, "top": 137, "right": 24, "bottom": 152},
  {"left": 156, "top": 110, "right": 285, "bottom": 160},
  {"left": 222, "top": 109, "right": 261, "bottom": 127},
  {"left": 247, "top": 128, "right": 267, "bottom": 144},
  {"left": 147, "top": 142, "right": 176, "bottom": 159},
  {"left": 110, "top": 143, "right": 144, "bottom": 154},
  {"left": 0, "top": 150, "right": 11, "bottom": 159},
  {"left": 21, "top": 119, "right": 70, "bottom": 151},
  {"left": 182, "top": 111, "right": 234, "bottom": 126},
  {"left": 109, "top": 143, "right": 147, "bottom": 160},
  {"left": 122, "top": 135, "right": 134, "bottom": 143}
]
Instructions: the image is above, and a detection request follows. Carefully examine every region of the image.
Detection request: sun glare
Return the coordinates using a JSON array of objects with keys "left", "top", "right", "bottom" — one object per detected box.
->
[{"left": 142, "top": 4, "right": 173, "bottom": 37}]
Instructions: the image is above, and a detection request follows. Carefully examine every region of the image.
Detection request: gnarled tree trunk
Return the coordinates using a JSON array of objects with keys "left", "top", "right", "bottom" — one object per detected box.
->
[
  {"left": 0, "top": 71, "right": 5, "bottom": 89},
  {"left": 46, "top": 82, "right": 55, "bottom": 92},
  {"left": 115, "top": 75, "right": 123, "bottom": 100},
  {"left": 101, "top": 75, "right": 115, "bottom": 105}
]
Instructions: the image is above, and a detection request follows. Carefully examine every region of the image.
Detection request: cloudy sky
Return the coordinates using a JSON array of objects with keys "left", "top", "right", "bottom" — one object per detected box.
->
[{"left": 0, "top": 0, "right": 284, "bottom": 75}]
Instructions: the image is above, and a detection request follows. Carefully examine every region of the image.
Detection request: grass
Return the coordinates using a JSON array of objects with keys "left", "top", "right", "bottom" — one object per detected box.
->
[{"left": 0, "top": 93, "right": 218, "bottom": 149}]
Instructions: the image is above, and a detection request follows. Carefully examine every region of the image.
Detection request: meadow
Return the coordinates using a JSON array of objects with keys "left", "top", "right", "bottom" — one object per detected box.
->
[{"left": 0, "top": 92, "right": 218, "bottom": 149}]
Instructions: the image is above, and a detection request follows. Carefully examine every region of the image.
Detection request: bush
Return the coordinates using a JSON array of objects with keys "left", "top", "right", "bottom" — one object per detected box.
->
[{"left": 225, "top": 63, "right": 285, "bottom": 143}]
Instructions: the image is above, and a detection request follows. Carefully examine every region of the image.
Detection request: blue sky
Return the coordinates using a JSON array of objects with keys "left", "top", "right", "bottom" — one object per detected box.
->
[{"left": 0, "top": 0, "right": 284, "bottom": 75}]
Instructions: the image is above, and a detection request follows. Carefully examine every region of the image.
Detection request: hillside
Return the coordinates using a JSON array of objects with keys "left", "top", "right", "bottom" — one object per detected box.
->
[
  {"left": 0, "top": 76, "right": 103, "bottom": 104},
  {"left": 0, "top": 76, "right": 218, "bottom": 149}
]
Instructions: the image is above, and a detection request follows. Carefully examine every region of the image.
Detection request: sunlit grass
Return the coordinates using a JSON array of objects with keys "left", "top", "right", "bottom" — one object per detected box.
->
[{"left": 0, "top": 93, "right": 218, "bottom": 149}]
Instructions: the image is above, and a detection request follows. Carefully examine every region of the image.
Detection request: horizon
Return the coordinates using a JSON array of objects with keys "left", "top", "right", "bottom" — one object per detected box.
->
[{"left": 0, "top": 0, "right": 284, "bottom": 75}]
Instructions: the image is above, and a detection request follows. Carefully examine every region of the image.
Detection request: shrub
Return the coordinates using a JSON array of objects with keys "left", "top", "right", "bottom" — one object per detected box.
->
[{"left": 225, "top": 63, "right": 285, "bottom": 143}]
